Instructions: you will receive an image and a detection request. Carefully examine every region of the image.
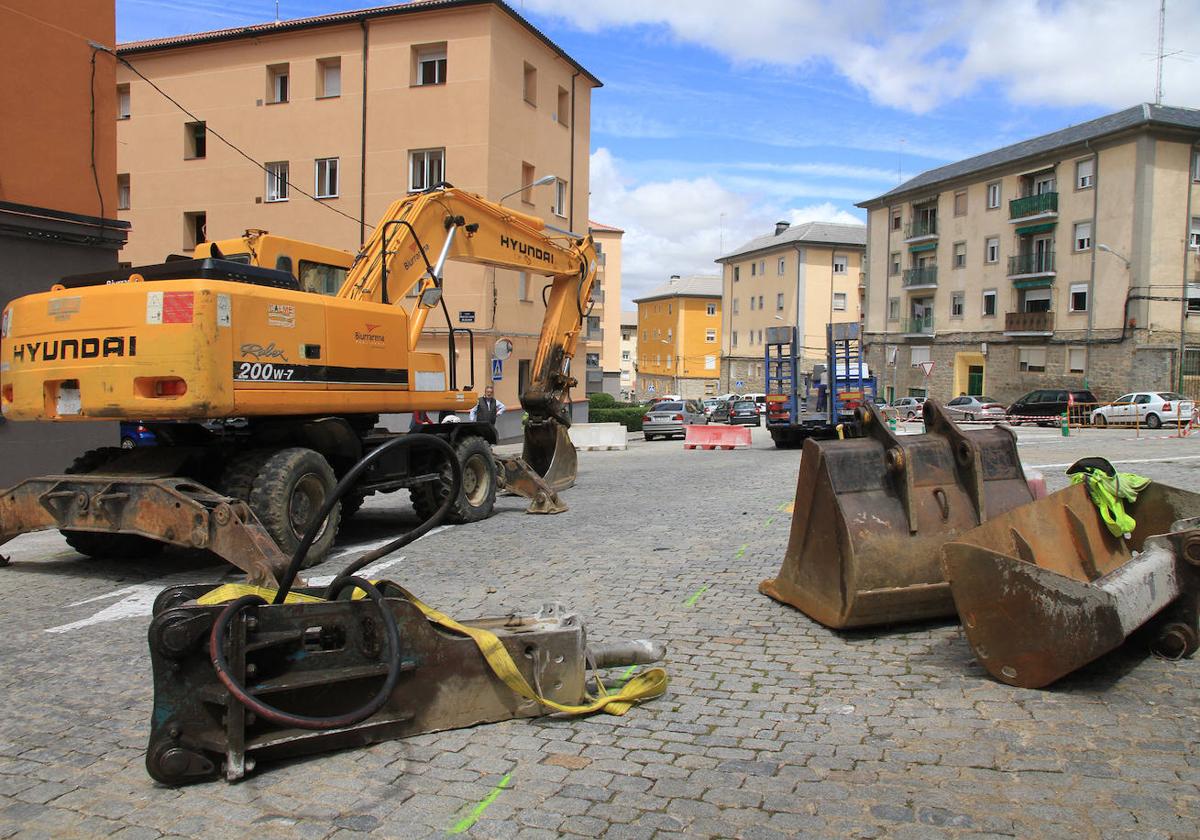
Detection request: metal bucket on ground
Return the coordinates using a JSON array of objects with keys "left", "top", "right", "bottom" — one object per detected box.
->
[
  {"left": 522, "top": 419, "right": 578, "bottom": 492},
  {"left": 760, "top": 401, "right": 1034, "bottom": 629},
  {"left": 943, "top": 480, "right": 1200, "bottom": 688}
]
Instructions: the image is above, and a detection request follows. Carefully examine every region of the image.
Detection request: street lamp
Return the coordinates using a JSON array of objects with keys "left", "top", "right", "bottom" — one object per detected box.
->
[
  {"left": 1097, "top": 243, "right": 1131, "bottom": 269},
  {"left": 498, "top": 174, "right": 557, "bottom": 204}
]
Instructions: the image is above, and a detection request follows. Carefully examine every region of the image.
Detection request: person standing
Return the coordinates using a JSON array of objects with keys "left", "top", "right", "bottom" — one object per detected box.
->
[{"left": 469, "top": 385, "right": 506, "bottom": 426}]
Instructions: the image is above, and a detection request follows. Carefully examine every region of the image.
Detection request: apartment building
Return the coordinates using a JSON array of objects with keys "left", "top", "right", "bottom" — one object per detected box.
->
[
  {"left": 587, "top": 220, "right": 624, "bottom": 397},
  {"left": 716, "top": 221, "right": 865, "bottom": 394},
  {"left": 112, "top": 0, "right": 600, "bottom": 436},
  {"left": 0, "top": 0, "right": 129, "bottom": 484},
  {"left": 633, "top": 276, "right": 722, "bottom": 399},
  {"left": 860, "top": 104, "right": 1200, "bottom": 405},
  {"left": 619, "top": 310, "right": 638, "bottom": 399}
]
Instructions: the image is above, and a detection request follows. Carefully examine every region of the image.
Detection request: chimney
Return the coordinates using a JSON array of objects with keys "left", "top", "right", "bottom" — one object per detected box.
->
[
  {"left": 775, "top": 221, "right": 790, "bottom": 236},
  {"left": 669, "top": 274, "right": 680, "bottom": 283}
]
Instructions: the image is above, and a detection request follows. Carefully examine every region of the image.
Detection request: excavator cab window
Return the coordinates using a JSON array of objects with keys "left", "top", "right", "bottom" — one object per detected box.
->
[
  {"left": 275, "top": 255, "right": 294, "bottom": 277},
  {"left": 299, "top": 260, "right": 348, "bottom": 296}
]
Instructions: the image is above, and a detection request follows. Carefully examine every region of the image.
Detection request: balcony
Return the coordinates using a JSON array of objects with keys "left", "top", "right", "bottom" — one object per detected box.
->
[
  {"left": 1009, "top": 192, "right": 1058, "bottom": 221},
  {"left": 590, "top": 288, "right": 605, "bottom": 304},
  {"left": 586, "top": 327, "right": 604, "bottom": 342},
  {"left": 1007, "top": 251, "right": 1056, "bottom": 278},
  {"left": 904, "top": 218, "right": 938, "bottom": 242},
  {"left": 902, "top": 266, "right": 938, "bottom": 289},
  {"left": 1004, "top": 310, "right": 1055, "bottom": 335},
  {"left": 900, "top": 315, "right": 935, "bottom": 337}
]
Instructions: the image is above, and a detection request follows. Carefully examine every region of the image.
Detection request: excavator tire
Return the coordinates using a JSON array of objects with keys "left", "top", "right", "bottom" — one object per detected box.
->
[
  {"left": 410, "top": 435, "right": 496, "bottom": 525},
  {"left": 247, "top": 448, "right": 341, "bottom": 568},
  {"left": 61, "top": 448, "right": 166, "bottom": 560}
]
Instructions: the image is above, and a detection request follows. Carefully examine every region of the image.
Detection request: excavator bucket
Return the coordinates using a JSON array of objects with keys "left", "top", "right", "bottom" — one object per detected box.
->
[
  {"left": 943, "top": 480, "right": 1200, "bottom": 688},
  {"left": 522, "top": 419, "right": 577, "bottom": 492},
  {"left": 760, "top": 401, "right": 1034, "bottom": 629}
]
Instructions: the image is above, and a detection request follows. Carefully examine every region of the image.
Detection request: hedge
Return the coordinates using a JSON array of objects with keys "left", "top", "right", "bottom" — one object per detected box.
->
[
  {"left": 589, "top": 406, "right": 646, "bottom": 432},
  {"left": 588, "top": 392, "right": 617, "bottom": 409}
]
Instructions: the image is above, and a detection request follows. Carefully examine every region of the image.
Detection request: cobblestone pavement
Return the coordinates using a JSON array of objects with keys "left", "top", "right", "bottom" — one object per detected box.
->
[{"left": 1, "top": 424, "right": 1199, "bottom": 839}]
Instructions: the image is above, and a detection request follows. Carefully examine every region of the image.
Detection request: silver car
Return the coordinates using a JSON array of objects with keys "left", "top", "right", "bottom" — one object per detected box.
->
[
  {"left": 892, "top": 396, "right": 927, "bottom": 420},
  {"left": 944, "top": 395, "right": 1007, "bottom": 421},
  {"left": 643, "top": 400, "right": 708, "bottom": 440}
]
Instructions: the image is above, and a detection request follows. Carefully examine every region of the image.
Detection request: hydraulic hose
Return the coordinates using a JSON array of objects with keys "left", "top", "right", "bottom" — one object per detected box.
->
[{"left": 208, "top": 432, "right": 463, "bottom": 730}]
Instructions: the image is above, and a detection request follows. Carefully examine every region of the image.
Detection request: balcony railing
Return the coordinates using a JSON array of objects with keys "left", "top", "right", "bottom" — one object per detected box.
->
[
  {"left": 1009, "top": 192, "right": 1058, "bottom": 219},
  {"left": 901, "top": 315, "right": 935, "bottom": 335},
  {"left": 590, "top": 289, "right": 605, "bottom": 303},
  {"left": 586, "top": 327, "right": 604, "bottom": 342},
  {"left": 902, "top": 266, "right": 938, "bottom": 288},
  {"left": 1007, "top": 251, "right": 1056, "bottom": 276},
  {"left": 904, "top": 218, "right": 938, "bottom": 240},
  {"left": 1005, "top": 310, "right": 1055, "bottom": 333}
]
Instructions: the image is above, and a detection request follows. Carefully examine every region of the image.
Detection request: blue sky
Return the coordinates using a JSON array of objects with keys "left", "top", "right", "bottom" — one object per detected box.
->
[{"left": 116, "top": 1, "right": 1199, "bottom": 305}]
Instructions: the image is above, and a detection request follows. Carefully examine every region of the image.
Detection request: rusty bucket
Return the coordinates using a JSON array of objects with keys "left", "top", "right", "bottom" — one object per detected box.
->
[
  {"left": 760, "top": 401, "right": 1034, "bottom": 629},
  {"left": 943, "top": 480, "right": 1200, "bottom": 688}
]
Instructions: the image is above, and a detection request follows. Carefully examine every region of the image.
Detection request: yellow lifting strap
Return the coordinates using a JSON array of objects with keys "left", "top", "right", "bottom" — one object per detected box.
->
[
  {"left": 1069, "top": 468, "right": 1152, "bottom": 538},
  {"left": 198, "top": 582, "right": 668, "bottom": 717}
]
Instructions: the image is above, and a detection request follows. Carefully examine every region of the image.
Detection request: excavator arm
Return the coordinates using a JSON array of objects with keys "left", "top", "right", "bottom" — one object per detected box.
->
[{"left": 340, "top": 185, "right": 597, "bottom": 489}]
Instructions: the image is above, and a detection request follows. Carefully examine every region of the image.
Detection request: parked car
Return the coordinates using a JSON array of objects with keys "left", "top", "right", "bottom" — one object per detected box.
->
[
  {"left": 642, "top": 400, "right": 708, "bottom": 440},
  {"left": 120, "top": 422, "right": 157, "bottom": 448},
  {"left": 714, "top": 392, "right": 742, "bottom": 403},
  {"left": 891, "top": 396, "right": 926, "bottom": 420},
  {"left": 944, "top": 395, "right": 1007, "bottom": 422},
  {"left": 1090, "top": 392, "right": 1195, "bottom": 429},
  {"left": 709, "top": 399, "right": 735, "bottom": 424},
  {"left": 701, "top": 398, "right": 724, "bottom": 419},
  {"left": 1008, "top": 389, "right": 1098, "bottom": 425},
  {"left": 742, "top": 392, "right": 767, "bottom": 414},
  {"left": 726, "top": 399, "right": 761, "bottom": 427}
]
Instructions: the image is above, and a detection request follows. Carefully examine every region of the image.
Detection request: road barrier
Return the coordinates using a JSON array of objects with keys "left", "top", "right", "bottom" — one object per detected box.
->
[
  {"left": 683, "top": 424, "right": 751, "bottom": 450},
  {"left": 568, "top": 423, "right": 627, "bottom": 451}
]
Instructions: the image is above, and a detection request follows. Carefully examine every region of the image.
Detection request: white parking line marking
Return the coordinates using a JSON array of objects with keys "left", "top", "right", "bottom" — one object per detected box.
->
[{"left": 1028, "top": 454, "right": 1200, "bottom": 470}]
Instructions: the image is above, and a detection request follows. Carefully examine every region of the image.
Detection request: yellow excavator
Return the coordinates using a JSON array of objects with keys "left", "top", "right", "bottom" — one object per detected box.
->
[{"left": 0, "top": 185, "right": 595, "bottom": 579}]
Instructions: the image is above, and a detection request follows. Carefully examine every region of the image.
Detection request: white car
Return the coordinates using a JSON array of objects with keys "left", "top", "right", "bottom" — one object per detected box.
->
[{"left": 1090, "top": 392, "right": 1195, "bottom": 429}]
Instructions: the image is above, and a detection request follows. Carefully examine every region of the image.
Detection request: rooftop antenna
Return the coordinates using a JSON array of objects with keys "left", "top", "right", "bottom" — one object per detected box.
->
[
  {"left": 275, "top": 1, "right": 280, "bottom": 23},
  {"left": 1155, "top": 0, "right": 1165, "bottom": 104},
  {"left": 897, "top": 138, "right": 905, "bottom": 185}
]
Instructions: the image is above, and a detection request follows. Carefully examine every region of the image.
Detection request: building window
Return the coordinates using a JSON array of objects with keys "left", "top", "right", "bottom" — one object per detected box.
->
[
  {"left": 889, "top": 252, "right": 901, "bottom": 275},
  {"left": 1068, "top": 347, "right": 1086, "bottom": 373},
  {"left": 750, "top": 262, "right": 757, "bottom": 277},
  {"left": 758, "top": 295, "right": 764, "bottom": 309},
  {"left": 953, "top": 242, "right": 966, "bottom": 268},
  {"left": 833, "top": 255, "right": 848, "bottom": 274},
  {"left": 759, "top": 260, "right": 766, "bottom": 275},
  {"left": 1076, "top": 158, "right": 1094, "bottom": 189},
  {"left": 414, "top": 44, "right": 447, "bottom": 85},
  {"left": 832, "top": 292, "right": 847, "bottom": 311},
  {"left": 1190, "top": 216, "right": 1200, "bottom": 248},
  {"left": 409, "top": 148, "right": 444, "bottom": 192},
  {"left": 117, "top": 84, "right": 130, "bottom": 119},
  {"left": 519, "top": 162, "right": 536, "bottom": 204},
  {"left": 705, "top": 355, "right": 717, "bottom": 370},
  {"left": 982, "top": 289, "right": 997, "bottom": 317},
  {"left": 185, "top": 121, "right": 206, "bottom": 159},
  {"left": 667, "top": 305, "right": 672, "bottom": 316},
  {"left": 706, "top": 328, "right": 716, "bottom": 343},
  {"left": 706, "top": 303, "right": 716, "bottom": 316},
  {"left": 523, "top": 62, "right": 537, "bottom": 106},
  {"left": 1187, "top": 284, "right": 1200, "bottom": 313},
  {"left": 778, "top": 257, "right": 786, "bottom": 275},
  {"left": 1194, "top": 150, "right": 1200, "bottom": 182},
  {"left": 622, "top": 350, "right": 630, "bottom": 361},
  {"left": 642, "top": 329, "right": 647, "bottom": 341},
  {"left": 1069, "top": 283, "right": 1088, "bottom": 312},
  {"left": 985, "top": 237, "right": 999, "bottom": 264},
  {"left": 888, "top": 297, "right": 899, "bottom": 321},
  {"left": 950, "top": 292, "right": 964, "bottom": 318},
  {"left": 733, "top": 266, "right": 740, "bottom": 282},
  {"left": 986, "top": 182, "right": 1000, "bottom": 209},
  {"left": 776, "top": 293, "right": 785, "bottom": 311},
  {"left": 910, "top": 346, "right": 931, "bottom": 365},
  {"left": 732, "top": 330, "right": 738, "bottom": 347},
  {"left": 667, "top": 354, "right": 672, "bottom": 368},
  {"left": 315, "top": 157, "right": 339, "bottom": 199},
  {"left": 749, "top": 296, "right": 756, "bottom": 311},
  {"left": 318, "top": 58, "right": 341, "bottom": 98},
  {"left": 553, "top": 178, "right": 567, "bottom": 217},
  {"left": 732, "top": 298, "right": 739, "bottom": 314},
  {"left": 1074, "top": 221, "right": 1092, "bottom": 251},
  {"left": 1019, "top": 347, "right": 1046, "bottom": 372},
  {"left": 267, "top": 64, "right": 289, "bottom": 104},
  {"left": 891, "top": 209, "right": 901, "bottom": 231},
  {"left": 117, "top": 174, "right": 130, "bottom": 210},
  {"left": 555, "top": 86, "right": 569, "bottom": 126},
  {"left": 184, "top": 211, "right": 206, "bottom": 248},
  {"left": 265, "top": 161, "right": 289, "bottom": 202},
  {"left": 954, "top": 190, "right": 967, "bottom": 216}
]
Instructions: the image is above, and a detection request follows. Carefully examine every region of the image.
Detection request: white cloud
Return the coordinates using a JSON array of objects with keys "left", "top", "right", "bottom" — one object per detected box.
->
[
  {"left": 588, "top": 149, "right": 865, "bottom": 307},
  {"left": 522, "top": 0, "right": 1200, "bottom": 113}
]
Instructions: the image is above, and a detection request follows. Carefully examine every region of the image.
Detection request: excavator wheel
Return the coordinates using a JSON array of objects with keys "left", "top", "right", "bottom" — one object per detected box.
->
[
  {"left": 246, "top": 448, "right": 341, "bottom": 568},
  {"left": 61, "top": 449, "right": 166, "bottom": 560},
  {"left": 410, "top": 435, "right": 497, "bottom": 525}
]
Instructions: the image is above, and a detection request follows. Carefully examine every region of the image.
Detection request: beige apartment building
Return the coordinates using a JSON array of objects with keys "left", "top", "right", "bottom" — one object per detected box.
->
[
  {"left": 860, "top": 104, "right": 1200, "bottom": 405},
  {"left": 619, "top": 310, "right": 638, "bottom": 399},
  {"left": 716, "top": 221, "right": 865, "bottom": 394},
  {"left": 113, "top": 1, "right": 601, "bottom": 436},
  {"left": 634, "top": 276, "right": 722, "bottom": 399},
  {"left": 587, "top": 220, "right": 624, "bottom": 397}
]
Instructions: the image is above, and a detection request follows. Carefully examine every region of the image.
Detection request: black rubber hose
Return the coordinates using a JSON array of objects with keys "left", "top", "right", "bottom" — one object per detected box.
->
[
  {"left": 208, "top": 577, "right": 401, "bottom": 730},
  {"left": 207, "top": 432, "right": 463, "bottom": 731}
]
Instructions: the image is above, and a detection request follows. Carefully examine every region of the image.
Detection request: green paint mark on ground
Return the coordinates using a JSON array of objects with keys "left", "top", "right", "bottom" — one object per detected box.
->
[
  {"left": 615, "top": 664, "right": 637, "bottom": 687},
  {"left": 777, "top": 501, "right": 790, "bottom": 511},
  {"left": 766, "top": 517, "right": 775, "bottom": 526},
  {"left": 448, "top": 774, "right": 511, "bottom": 835},
  {"left": 684, "top": 584, "right": 710, "bottom": 607},
  {"left": 734, "top": 543, "right": 747, "bottom": 559}
]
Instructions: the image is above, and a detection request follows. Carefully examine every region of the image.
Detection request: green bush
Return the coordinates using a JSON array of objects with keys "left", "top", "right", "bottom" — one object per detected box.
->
[
  {"left": 588, "top": 392, "right": 617, "bottom": 409},
  {"left": 590, "top": 406, "right": 646, "bottom": 432}
]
